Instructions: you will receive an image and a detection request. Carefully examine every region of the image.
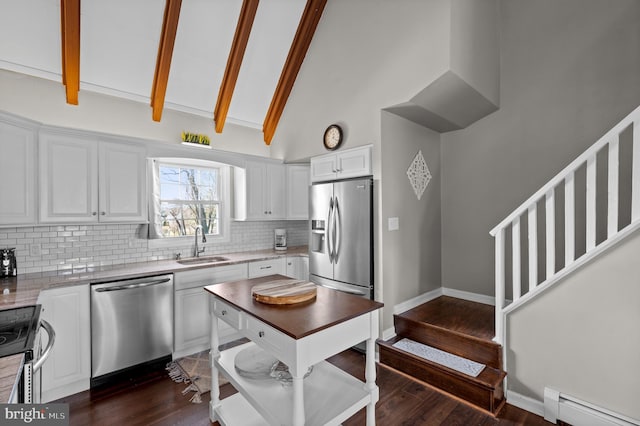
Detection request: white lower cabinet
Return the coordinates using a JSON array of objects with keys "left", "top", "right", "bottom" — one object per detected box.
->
[
  {"left": 174, "top": 264, "right": 248, "bottom": 358},
  {"left": 286, "top": 256, "right": 309, "bottom": 280},
  {"left": 248, "top": 257, "right": 286, "bottom": 278},
  {"left": 37, "top": 284, "right": 91, "bottom": 402}
]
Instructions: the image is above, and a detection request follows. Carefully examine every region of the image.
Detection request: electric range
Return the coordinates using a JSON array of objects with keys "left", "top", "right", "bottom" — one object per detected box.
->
[{"left": 0, "top": 305, "right": 42, "bottom": 362}]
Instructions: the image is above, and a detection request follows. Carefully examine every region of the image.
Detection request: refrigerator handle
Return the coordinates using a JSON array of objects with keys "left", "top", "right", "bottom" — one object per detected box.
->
[
  {"left": 327, "top": 197, "right": 334, "bottom": 263},
  {"left": 334, "top": 197, "right": 341, "bottom": 263}
]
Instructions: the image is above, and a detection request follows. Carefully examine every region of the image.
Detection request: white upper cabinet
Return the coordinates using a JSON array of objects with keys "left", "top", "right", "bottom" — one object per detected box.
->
[
  {"left": 98, "top": 141, "right": 147, "bottom": 222},
  {"left": 39, "top": 129, "right": 147, "bottom": 223},
  {"left": 234, "top": 161, "right": 286, "bottom": 220},
  {"left": 0, "top": 115, "right": 38, "bottom": 225},
  {"left": 286, "top": 164, "right": 309, "bottom": 220},
  {"left": 310, "top": 145, "right": 372, "bottom": 182},
  {"left": 39, "top": 131, "right": 99, "bottom": 223}
]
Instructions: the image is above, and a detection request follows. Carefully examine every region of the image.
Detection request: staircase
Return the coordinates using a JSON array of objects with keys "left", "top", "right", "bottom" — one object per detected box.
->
[{"left": 377, "top": 296, "right": 507, "bottom": 415}]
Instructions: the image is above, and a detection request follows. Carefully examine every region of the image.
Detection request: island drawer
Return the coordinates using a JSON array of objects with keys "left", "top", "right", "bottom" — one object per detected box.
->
[
  {"left": 243, "top": 314, "right": 291, "bottom": 363},
  {"left": 212, "top": 298, "right": 241, "bottom": 329}
]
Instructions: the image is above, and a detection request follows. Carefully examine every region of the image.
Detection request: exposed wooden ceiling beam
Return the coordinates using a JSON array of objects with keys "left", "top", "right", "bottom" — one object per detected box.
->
[
  {"left": 262, "top": 0, "right": 327, "bottom": 145},
  {"left": 151, "top": 0, "right": 182, "bottom": 122},
  {"left": 214, "top": 0, "right": 260, "bottom": 133},
  {"left": 60, "top": 0, "right": 81, "bottom": 105}
]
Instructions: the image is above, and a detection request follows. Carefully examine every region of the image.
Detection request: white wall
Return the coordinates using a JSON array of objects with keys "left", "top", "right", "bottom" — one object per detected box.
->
[
  {"left": 507, "top": 230, "right": 640, "bottom": 420},
  {"left": 380, "top": 112, "right": 442, "bottom": 328},
  {"left": 441, "top": 0, "right": 640, "bottom": 296},
  {"left": 0, "top": 69, "right": 270, "bottom": 158},
  {"left": 270, "top": 0, "right": 452, "bottom": 163}
]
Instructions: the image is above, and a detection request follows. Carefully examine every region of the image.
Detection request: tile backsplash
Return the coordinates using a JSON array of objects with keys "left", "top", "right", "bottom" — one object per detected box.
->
[{"left": 0, "top": 221, "right": 309, "bottom": 274}]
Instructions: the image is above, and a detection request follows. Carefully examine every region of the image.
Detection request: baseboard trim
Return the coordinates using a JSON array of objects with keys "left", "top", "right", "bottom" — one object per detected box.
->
[
  {"left": 507, "top": 390, "right": 545, "bottom": 417},
  {"left": 381, "top": 327, "right": 396, "bottom": 341},
  {"left": 442, "top": 287, "right": 496, "bottom": 306},
  {"left": 393, "top": 288, "right": 443, "bottom": 315}
]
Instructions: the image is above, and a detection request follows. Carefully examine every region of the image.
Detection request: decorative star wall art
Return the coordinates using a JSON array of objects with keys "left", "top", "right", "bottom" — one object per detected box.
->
[{"left": 406, "top": 150, "right": 432, "bottom": 200}]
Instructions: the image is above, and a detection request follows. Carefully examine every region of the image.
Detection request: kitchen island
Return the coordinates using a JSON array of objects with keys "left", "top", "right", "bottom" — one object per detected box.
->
[{"left": 205, "top": 274, "right": 383, "bottom": 426}]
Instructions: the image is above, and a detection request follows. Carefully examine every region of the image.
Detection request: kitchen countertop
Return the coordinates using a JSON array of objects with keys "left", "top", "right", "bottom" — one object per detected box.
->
[
  {"left": 0, "top": 246, "right": 308, "bottom": 311},
  {"left": 0, "top": 354, "right": 23, "bottom": 403},
  {"left": 0, "top": 246, "right": 307, "bottom": 402}
]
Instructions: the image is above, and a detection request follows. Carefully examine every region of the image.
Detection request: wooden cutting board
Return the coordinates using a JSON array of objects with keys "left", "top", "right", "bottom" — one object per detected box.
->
[{"left": 252, "top": 279, "right": 317, "bottom": 305}]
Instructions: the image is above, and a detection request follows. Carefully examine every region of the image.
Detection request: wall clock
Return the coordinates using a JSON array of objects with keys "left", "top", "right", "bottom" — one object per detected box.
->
[{"left": 323, "top": 124, "right": 343, "bottom": 150}]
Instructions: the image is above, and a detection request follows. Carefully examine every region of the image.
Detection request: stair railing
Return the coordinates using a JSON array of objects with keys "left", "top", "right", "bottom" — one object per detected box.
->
[{"left": 490, "top": 105, "right": 640, "bottom": 345}]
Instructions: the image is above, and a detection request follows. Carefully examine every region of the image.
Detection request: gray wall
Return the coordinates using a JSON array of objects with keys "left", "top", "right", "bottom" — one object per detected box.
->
[
  {"left": 507, "top": 230, "right": 640, "bottom": 419},
  {"left": 441, "top": 0, "right": 640, "bottom": 295},
  {"left": 380, "top": 111, "right": 442, "bottom": 328}
]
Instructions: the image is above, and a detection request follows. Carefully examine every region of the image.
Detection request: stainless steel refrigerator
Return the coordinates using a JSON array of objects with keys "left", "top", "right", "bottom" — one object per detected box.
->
[{"left": 309, "top": 177, "right": 373, "bottom": 299}]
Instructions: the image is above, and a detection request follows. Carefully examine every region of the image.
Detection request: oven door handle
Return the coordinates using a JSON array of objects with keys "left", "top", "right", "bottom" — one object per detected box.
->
[{"left": 33, "top": 320, "right": 55, "bottom": 373}]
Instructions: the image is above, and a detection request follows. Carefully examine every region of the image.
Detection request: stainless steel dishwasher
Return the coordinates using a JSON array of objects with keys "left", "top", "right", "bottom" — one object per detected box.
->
[{"left": 91, "top": 274, "right": 173, "bottom": 379}]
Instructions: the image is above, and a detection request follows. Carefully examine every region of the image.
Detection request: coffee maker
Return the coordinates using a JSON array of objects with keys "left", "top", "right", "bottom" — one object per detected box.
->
[{"left": 1, "top": 248, "right": 17, "bottom": 277}]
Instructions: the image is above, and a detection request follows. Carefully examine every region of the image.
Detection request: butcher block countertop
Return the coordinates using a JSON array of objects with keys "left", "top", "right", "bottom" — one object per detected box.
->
[
  {"left": 0, "top": 246, "right": 308, "bottom": 310},
  {"left": 205, "top": 274, "right": 383, "bottom": 340}
]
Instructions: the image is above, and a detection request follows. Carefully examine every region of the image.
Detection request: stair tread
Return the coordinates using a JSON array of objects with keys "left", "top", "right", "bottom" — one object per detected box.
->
[
  {"left": 378, "top": 337, "right": 506, "bottom": 388},
  {"left": 398, "top": 296, "right": 496, "bottom": 342}
]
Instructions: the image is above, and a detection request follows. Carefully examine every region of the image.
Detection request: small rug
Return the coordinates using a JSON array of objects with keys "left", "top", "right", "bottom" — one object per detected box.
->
[
  {"left": 392, "top": 338, "right": 486, "bottom": 377},
  {"left": 166, "top": 351, "right": 229, "bottom": 403}
]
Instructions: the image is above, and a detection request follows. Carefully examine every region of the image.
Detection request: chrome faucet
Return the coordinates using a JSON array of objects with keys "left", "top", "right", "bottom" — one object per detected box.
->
[{"left": 194, "top": 225, "right": 207, "bottom": 257}]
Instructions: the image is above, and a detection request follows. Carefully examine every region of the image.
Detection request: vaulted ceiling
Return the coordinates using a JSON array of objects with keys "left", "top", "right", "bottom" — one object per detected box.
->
[{"left": 0, "top": 0, "right": 327, "bottom": 144}]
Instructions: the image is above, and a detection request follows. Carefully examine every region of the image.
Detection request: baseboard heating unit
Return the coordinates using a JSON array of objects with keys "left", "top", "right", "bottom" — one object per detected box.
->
[{"left": 544, "top": 388, "right": 639, "bottom": 426}]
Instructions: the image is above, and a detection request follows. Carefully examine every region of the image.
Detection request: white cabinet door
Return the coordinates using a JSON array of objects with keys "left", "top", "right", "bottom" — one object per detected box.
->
[
  {"left": 248, "top": 257, "right": 286, "bottom": 278},
  {"left": 39, "top": 131, "right": 99, "bottom": 223},
  {"left": 38, "top": 284, "right": 91, "bottom": 402},
  {"left": 174, "top": 264, "right": 248, "bottom": 358},
  {"left": 235, "top": 161, "right": 286, "bottom": 220},
  {"left": 310, "top": 155, "right": 337, "bottom": 182},
  {"left": 286, "top": 256, "right": 309, "bottom": 280},
  {"left": 267, "top": 163, "right": 286, "bottom": 219},
  {"left": 98, "top": 141, "right": 147, "bottom": 222},
  {"left": 337, "top": 145, "right": 372, "bottom": 180},
  {"left": 286, "top": 165, "right": 309, "bottom": 220},
  {"left": 174, "top": 286, "right": 211, "bottom": 355},
  {"left": 0, "top": 117, "right": 37, "bottom": 225}
]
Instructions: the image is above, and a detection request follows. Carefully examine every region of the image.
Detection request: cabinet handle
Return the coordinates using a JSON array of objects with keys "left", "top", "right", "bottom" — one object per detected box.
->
[
  {"left": 101, "top": 212, "right": 106, "bottom": 216},
  {"left": 264, "top": 211, "right": 268, "bottom": 214},
  {"left": 260, "top": 266, "right": 272, "bottom": 270},
  {"left": 92, "top": 212, "right": 97, "bottom": 216},
  {"left": 221, "top": 310, "right": 227, "bottom": 316},
  {"left": 288, "top": 262, "right": 292, "bottom": 266},
  {"left": 268, "top": 211, "right": 272, "bottom": 214},
  {"left": 258, "top": 331, "right": 265, "bottom": 338}
]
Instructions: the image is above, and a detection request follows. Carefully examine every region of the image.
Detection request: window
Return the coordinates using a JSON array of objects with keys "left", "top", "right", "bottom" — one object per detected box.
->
[
  {"left": 148, "top": 158, "right": 230, "bottom": 244},
  {"left": 159, "top": 163, "right": 220, "bottom": 237}
]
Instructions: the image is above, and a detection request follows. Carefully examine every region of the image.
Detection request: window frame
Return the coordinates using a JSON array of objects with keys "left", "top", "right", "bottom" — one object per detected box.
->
[{"left": 148, "top": 158, "right": 231, "bottom": 251}]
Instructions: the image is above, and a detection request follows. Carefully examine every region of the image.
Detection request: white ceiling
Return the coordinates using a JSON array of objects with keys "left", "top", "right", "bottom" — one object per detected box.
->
[{"left": 0, "top": 0, "right": 308, "bottom": 129}]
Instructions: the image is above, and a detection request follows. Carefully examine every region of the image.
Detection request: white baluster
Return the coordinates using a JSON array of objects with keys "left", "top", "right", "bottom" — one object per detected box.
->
[
  {"left": 512, "top": 217, "right": 521, "bottom": 302},
  {"left": 494, "top": 227, "right": 505, "bottom": 344},
  {"left": 586, "top": 155, "right": 597, "bottom": 252},
  {"left": 608, "top": 136, "right": 620, "bottom": 238},
  {"left": 632, "top": 121, "right": 640, "bottom": 222},
  {"left": 564, "top": 172, "right": 575, "bottom": 265},
  {"left": 528, "top": 204, "right": 538, "bottom": 291},
  {"left": 545, "top": 190, "right": 555, "bottom": 279}
]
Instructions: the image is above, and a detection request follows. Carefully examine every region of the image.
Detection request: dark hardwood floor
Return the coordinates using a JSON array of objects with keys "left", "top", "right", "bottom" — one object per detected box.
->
[{"left": 59, "top": 348, "right": 550, "bottom": 425}]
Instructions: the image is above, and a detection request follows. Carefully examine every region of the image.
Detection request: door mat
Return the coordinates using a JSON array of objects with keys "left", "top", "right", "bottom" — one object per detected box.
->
[
  {"left": 392, "top": 338, "right": 485, "bottom": 377},
  {"left": 167, "top": 351, "right": 229, "bottom": 403}
]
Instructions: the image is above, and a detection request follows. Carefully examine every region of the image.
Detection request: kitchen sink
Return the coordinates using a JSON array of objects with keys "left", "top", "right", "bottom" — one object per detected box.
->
[{"left": 177, "top": 256, "right": 230, "bottom": 265}]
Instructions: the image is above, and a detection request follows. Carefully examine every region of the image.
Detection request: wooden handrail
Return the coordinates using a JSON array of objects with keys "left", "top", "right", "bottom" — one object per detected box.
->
[
  {"left": 151, "top": 0, "right": 182, "bottom": 122},
  {"left": 262, "top": 0, "right": 327, "bottom": 145},
  {"left": 61, "top": 0, "right": 81, "bottom": 105},
  {"left": 214, "top": 0, "right": 260, "bottom": 133}
]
